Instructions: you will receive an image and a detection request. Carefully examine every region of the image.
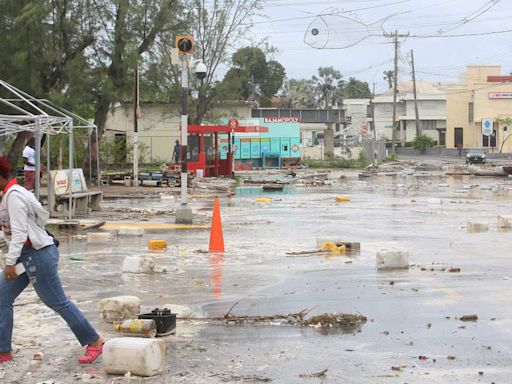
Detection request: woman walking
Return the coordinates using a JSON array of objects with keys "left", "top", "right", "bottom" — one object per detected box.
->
[{"left": 0, "top": 156, "right": 104, "bottom": 363}]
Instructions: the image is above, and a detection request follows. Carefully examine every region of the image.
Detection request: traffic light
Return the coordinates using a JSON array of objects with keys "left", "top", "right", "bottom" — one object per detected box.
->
[{"left": 176, "top": 36, "right": 194, "bottom": 54}]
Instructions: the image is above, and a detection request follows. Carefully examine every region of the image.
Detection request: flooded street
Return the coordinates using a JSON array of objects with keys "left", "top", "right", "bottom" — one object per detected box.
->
[{"left": 4, "top": 165, "right": 512, "bottom": 383}]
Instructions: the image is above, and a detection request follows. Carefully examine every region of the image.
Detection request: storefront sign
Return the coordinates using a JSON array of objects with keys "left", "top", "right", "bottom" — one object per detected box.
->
[
  {"left": 489, "top": 92, "right": 512, "bottom": 99},
  {"left": 263, "top": 117, "right": 301, "bottom": 123}
]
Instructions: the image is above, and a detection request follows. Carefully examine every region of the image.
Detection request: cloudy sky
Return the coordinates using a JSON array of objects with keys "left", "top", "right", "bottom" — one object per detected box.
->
[{"left": 249, "top": 0, "right": 512, "bottom": 93}]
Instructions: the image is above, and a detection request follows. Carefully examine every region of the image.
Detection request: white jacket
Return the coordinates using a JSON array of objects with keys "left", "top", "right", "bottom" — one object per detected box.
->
[{"left": 0, "top": 184, "right": 54, "bottom": 265}]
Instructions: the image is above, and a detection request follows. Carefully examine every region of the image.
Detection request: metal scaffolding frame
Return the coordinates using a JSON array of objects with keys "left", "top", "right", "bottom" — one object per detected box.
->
[{"left": 0, "top": 79, "right": 100, "bottom": 219}]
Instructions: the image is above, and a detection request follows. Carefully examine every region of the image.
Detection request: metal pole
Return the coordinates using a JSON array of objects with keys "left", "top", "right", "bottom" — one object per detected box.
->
[
  {"left": 95, "top": 126, "right": 100, "bottom": 188},
  {"left": 88, "top": 129, "right": 92, "bottom": 185},
  {"left": 68, "top": 119, "right": 74, "bottom": 219},
  {"left": 34, "top": 118, "right": 41, "bottom": 199},
  {"left": 411, "top": 49, "right": 421, "bottom": 137},
  {"left": 47, "top": 134, "right": 52, "bottom": 211},
  {"left": 175, "top": 54, "right": 193, "bottom": 224},
  {"left": 391, "top": 30, "right": 398, "bottom": 154},
  {"left": 180, "top": 55, "right": 189, "bottom": 205},
  {"left": 133, "top": 64, "right": 139, "bottom": 187}
]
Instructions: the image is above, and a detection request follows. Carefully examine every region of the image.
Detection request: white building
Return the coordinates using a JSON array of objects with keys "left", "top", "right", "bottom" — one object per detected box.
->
[{"left": 372, "top": 81, "right": 446, "bottom": 145}]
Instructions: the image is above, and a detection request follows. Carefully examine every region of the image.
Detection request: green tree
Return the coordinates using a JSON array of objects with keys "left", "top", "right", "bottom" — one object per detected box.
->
[
  {"left": 0, "top": 0, "right": 96, "bottom": 165},
  {"left": 83, "top": 0, "right": 181, "bottom": 175},
  {"left": 280, "top": 78, "right": 316, "bottom": 108},
  {"left": 412, "top": 133, "right": 436, "bottom": 154},
  {"left": 312, "top": 66, "right": 344, "bottom": 108},
  {"left": 342, "top": 77, "right": 372, "bottom": 98},
  {"left": 217, "top": 46, "right": 285, "bottom": 107},
  {"left": 383, "top": 70, "right": 394, "bottom": 89},
  {"left": 189, "top": 0, "right": 263, "bottom": 124}
]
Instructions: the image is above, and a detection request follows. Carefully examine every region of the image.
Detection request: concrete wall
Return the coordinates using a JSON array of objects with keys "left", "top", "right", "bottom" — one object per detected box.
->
[
  {"left": 104, "top": 102, "right": 252, "bottom": 163},
  {"left": 446, "top": 66, "right": 512, "bottom": 152}
]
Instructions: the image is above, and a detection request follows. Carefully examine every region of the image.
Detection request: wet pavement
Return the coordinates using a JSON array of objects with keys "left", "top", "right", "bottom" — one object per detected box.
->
[{"left": 3, "top": 163, "right": 512, "bottom": 383}]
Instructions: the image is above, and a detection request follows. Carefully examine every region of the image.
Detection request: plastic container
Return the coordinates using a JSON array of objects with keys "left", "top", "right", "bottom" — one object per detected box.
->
[
  {"left": 114, "top": 319, "right": 157, "bottom": 338},
  {"left": 336, "top": 196, "right": 351, "bottom": 203},
  {"left": 497, "top": 215, "right": 512, "bottom": 228},
  {"left": 122, "top": 256, "right": 155, "bottom": 274},
  {"left": 256, "top": 197, "right": 272, "bottom": 203},
  {"left": 376, "top": 248, "right": 409, "bottom": 270},
  {"left": 119, "top": 226, "right": 145, "bottom": 236},
  {"left": 102, "top": 338, "right": 166, "bottom": 377},
  {"left": 466, "top": 221, "right": 489, "bottom": 232},
  {"left": 148, "top": 240, "right": 167, "bottom": 252},
  {"left": 99, "top": 296, "right": 141, "bottom": 323},
  {"left": 196, "top": 169, "right": 204, "bottom": 178},
  {"left": 139, "top": 308, "right": 176, "bottom": 336}
]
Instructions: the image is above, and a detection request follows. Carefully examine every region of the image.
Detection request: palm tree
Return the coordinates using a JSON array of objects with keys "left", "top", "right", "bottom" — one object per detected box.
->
[{"left": 383, "top": 70, "right": 394, "bottom": 89}]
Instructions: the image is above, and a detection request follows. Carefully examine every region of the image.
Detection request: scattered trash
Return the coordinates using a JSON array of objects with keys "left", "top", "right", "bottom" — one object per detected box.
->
[
  {"left": 376, "top": 248, "right": 409, "bottom": 270},
  {"left": 299, "top": 368, "right": 328, "bottom": 378},
  {"left": 103, "top": 338, "right": 166, "bottom": 377},
  {"left": 497, "top": 215, "right": 512, "bottom": 228},
  {"left": 459, "top": 314, "right": 478, "bottom": 322},
  {"left": 148, "top": 240, "right": 167, "bottom": 252},
  {"left": 209, "top": 373, "right": 272, "bottom": 382},
  {"left": 466, "top": 221, "right": 489, "bottom": 232},
  {"left": 418, "top": 355, "right": 428, "bottom": 360},
  {"left": 100, "top": 296, "right": 141, "bottom": 323},
  {"left": 139, "top": 308, "right": 176, "bottom": 336},
  {"left": 335, "top": 196, "right": 351, "bottom": 203},
  {"left": 448, "top": 268, "right": 461, "bottom": 273},
  {"left": 447, "top": 355, "right": 456, "bottom": 360},
  {"left": 114, "top": 319, "right": 157, "bottom": 338},
  {"left": 119, "top": 226, "right": 145, "bottom": 236},
  {"left": 33, "top": 351, "right": 44, "bottom": 360},
  {"left": 122, "top": 256, "right": 156, "bottom": 274},
  {"left": 256, "top": 197, "right": 272, "bottom": 203}
]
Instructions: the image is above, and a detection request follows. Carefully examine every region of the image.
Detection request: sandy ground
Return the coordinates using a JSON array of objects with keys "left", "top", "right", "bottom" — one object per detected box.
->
[{"left": 2, "top": 157, "right": 512, "bottom": 383}]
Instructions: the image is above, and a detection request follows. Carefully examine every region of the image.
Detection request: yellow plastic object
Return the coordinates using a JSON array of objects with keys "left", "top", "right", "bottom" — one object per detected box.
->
[
  {"left": 256, "top": 197, "right": 272, "bottom": 203},
  {"left": 321, "top": 242, "right": 337, "bottom": 251},
  {"left": 321, "top": 242, "right": 346, "bottom": 256},
  {"left": 336, "top": 196, "right": 351, "bottom": 203},
  {"left": 148, "top": 240, "right": 168, "bottom": 251}
]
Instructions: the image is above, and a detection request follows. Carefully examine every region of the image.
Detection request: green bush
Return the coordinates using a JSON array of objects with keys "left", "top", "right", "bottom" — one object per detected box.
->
[{"left": 412, "top": 134, "right": 436, "bottom": 154}]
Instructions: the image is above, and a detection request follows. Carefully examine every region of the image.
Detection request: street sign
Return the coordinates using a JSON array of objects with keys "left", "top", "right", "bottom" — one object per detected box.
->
[{"left": 482, "top": 118, "right": 493, "bottom": 136}]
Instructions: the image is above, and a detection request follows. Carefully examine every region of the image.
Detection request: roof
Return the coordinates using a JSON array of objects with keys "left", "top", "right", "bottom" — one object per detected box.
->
[{"left": 379, "top": 80, "right": 443, "bottom": 96}]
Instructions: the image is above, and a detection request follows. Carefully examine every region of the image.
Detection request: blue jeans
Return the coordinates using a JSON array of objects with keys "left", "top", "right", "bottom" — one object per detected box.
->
[{"left": 0, "top": 244, "right": 99, "bottom": 352}]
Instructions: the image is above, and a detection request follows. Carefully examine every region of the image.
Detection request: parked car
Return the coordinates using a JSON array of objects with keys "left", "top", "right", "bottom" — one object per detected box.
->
[{"left": 466, "top": 148, "right": 486, "bottom": 164}]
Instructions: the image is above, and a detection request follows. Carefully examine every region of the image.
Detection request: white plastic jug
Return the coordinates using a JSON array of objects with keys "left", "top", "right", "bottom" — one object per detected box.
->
[
  {"left": 122, "top": 256, "right": 155, "bottom": 274},
  {"left": 99, "top": 295, "right": 141, "bottom": 323},
  {"left": 376, "top": 248, "right": 409, "bottom": 270},
  {"left": 103, "top": 337, "right": 166, "bottom": 377}
]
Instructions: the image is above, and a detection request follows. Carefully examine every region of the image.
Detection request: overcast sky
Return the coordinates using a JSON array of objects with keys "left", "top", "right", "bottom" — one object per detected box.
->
[{"left": 249, "top": 0, "right": 512, "bottom": 93}]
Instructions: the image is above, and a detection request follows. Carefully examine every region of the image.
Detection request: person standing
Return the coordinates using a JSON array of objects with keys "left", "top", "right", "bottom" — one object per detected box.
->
[
  {"left": 172, "top": 140, "right": 181, "bottom": 164},
  {"left": 22, "top": 138, "right": 36, "bottom": 191},
  {"left": 0, "top": 156, "right": 104, "bottom": 364}
]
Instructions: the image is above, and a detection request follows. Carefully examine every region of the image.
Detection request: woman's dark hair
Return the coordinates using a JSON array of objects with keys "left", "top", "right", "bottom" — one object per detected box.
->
[{"left": 0, "top": 156, "right": 12, "bottom": 179}]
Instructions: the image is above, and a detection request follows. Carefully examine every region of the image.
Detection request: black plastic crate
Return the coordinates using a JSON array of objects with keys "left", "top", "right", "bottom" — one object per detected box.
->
[{"left": 138, "top": 308, "right": 176, "bottom": 337}]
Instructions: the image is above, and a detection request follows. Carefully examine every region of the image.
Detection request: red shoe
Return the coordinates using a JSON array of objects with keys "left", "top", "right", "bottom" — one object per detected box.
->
[
  {"left": 0, "top": 354, "right": 13, "bottom": 363},
  {"left": 78, "top": 344, "right": 103, "bottom": 364}
]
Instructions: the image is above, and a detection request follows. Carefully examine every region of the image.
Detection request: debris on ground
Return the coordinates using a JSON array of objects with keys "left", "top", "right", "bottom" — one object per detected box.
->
[
  {"left": 302, "top": 313, "right": 367, "bottom": 329},
  {"left": 448, "top": 267, "right": 461, "bottom": 273},
  {"left": 299, "top": 368, "right": 328, "bottom": 378},
  {"left": 209, "top": 373, "right": 272, "bottom": 382},
  {"left": 459, "top": 314, "right": 478, "bottom": 322}
]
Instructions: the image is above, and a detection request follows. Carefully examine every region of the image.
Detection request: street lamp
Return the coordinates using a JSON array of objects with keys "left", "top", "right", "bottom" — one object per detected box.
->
[{"left": 174, "top": 36, "right": 207, "bottom": 224}]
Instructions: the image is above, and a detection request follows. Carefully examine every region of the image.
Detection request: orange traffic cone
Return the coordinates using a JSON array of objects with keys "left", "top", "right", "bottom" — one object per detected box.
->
[{"left": 209, "top": 197, "right": 225, "bottom": 252}]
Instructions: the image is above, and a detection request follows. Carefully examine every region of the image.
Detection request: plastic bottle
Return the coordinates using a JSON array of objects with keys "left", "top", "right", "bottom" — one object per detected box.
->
[{"left": 114, "top": 319, "right": 157, "bottom": 338}]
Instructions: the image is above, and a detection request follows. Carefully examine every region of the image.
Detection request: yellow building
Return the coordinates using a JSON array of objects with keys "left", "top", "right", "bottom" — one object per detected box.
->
[{"left": 446, "top": 65, "right": 512, "bottom": 153}]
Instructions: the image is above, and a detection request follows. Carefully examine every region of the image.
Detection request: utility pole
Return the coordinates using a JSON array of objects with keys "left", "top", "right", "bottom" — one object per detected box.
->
[
  {"left": 384, "top": 30, "right": 409, "bottom": 153},
  {"left": 175, "top": 54, "right": 193, "bottom": 224},
  {"left": 133, "top": 64, "right": 140, "bottom": 188},
  {"left": 411, "top": 49, "right": 421, "bottom": 137}
]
